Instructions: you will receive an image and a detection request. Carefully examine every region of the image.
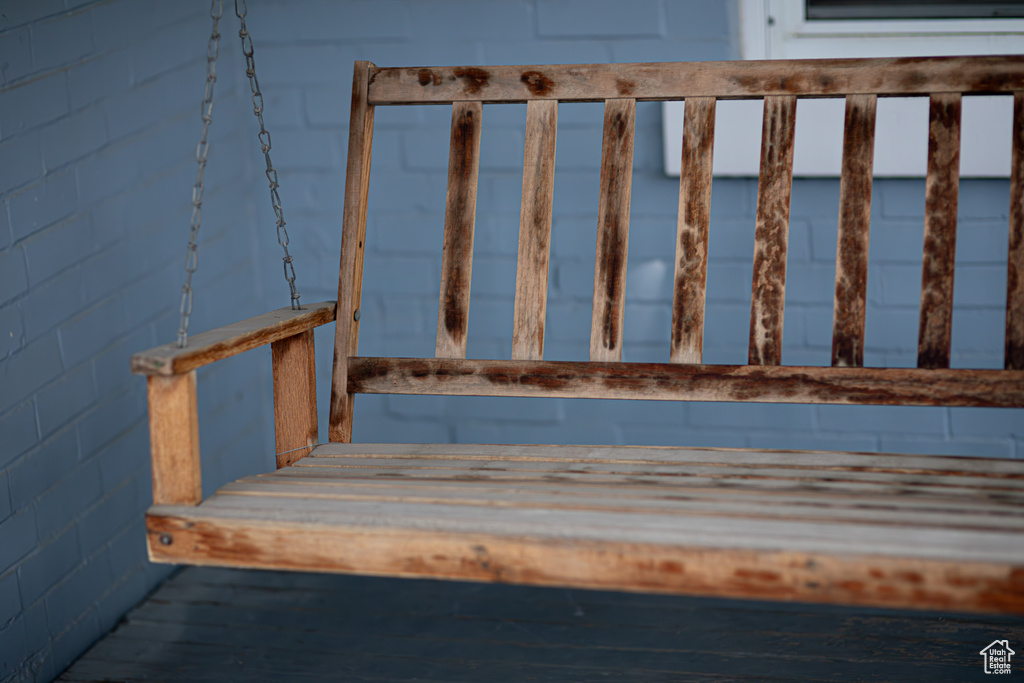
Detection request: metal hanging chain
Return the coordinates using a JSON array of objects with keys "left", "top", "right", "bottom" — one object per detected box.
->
[
  {"left": 235, "top": 0, "right": 301, "bottom": 311},
  {"left": 178, "top": 0, "right": 224, "bottom": 348}
]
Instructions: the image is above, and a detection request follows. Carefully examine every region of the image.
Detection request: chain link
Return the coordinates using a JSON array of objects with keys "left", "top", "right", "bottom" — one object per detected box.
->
[
  {"left": 178, "top": 0, "right": 224, "bottom": 348},
  {"left": 235, "top": 0, "right": 301, "bottom": 311}
]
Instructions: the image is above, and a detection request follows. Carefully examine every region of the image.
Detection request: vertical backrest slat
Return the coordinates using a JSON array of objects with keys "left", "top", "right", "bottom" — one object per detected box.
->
[
  {"left": 749, "top": 95, "right": 797, "bottom": 366},
  {"left": 435, "top": 101, "right": 483, "bottom": 359},
  {"left": 590, "top": 98, "right": 636, "bottom": 362},
  {"left": 831, "top": 94, "right": 877, "bottom": 368},
  {"left": 329, "top": 60, "right": 376, "bottom": 443},
  {"left": 917, "top": 92, "right": 962, "bottom": 370},
  {"left": 512, "top": 100, "right": 558, "bottom": 361},
  {"left": 671, "top": 97, "right": 716, "bottom": 364},
  {"left": 1007, "top": 91, "right": 1024, "bottom": 370}
]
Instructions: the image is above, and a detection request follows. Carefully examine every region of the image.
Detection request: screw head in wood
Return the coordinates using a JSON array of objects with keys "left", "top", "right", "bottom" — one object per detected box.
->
[
  {"left": 353, "top": 309, "right": 361, "bottom": 322},
  {"left": 160, "top": 534, "right": 173, "bottom": 546}
]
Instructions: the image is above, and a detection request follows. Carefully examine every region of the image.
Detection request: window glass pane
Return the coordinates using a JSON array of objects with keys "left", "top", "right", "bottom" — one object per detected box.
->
[{"left": 806, "top": 0, "right": 1024, "bottom": 20}]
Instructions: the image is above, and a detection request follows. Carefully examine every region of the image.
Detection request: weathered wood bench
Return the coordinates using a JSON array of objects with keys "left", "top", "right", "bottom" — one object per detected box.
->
[{"left": 133, "top": 56, "right": 1024, "bottom": 614}]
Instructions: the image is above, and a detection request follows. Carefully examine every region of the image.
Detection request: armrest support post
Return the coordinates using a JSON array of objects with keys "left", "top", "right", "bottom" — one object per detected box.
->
[
  {"left": 147, "top": 372, "right": 202, "bottom": 505},
  {"left": 272, "top": 329, "right": 318, "bottom": 467}
]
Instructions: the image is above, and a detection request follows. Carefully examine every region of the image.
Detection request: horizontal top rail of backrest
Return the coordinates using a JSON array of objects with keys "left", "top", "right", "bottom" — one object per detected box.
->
[{"left": 367, "top": 56, "right": 1024, "bottom": 105}]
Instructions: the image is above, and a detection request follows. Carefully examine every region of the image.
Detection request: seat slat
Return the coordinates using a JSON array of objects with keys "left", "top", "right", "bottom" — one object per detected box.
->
[
  {"left": 512, "top": 100, "right": 558, "bottom": 361},
  {"left": 591, "top": 99, "right": 636, "bottom": 362},
  {"left": 436, "top": 101, "right": 483, "bottom": 359},
  {"left": 205, "top": 483, "right": 1024, "bottom": 540},
  {"left": 749, "top": 96, "right": 797, "bottom": 366},
  {"left": 217, "top": 479, "right": 1024, "bottom": 532},
  {"left": 917, "top": 92, "right": 962, "bottom": 370},
  {"left": 304, "top": 442, "right": 1024, "bottom": 475},
  {"left": 263, "top": 459, "right": 1024, "bottom": 495},
  {"left": 1008, "top": 91, "right": 1024, "bottom": 370},
  {"left": 832, "top": 94, "right": 876, "bottom": 368},
  {"left": 236, "top": 491, "right": 1022, "bottom": 545},
  {"left": 227, "top": 475, "right": 1024, "bottom": 518},
  {"left": 270, "top": 473, "right": 1021, "bottom": 512},
  {"left": 671, "top": 97, "right": 715, "bottom": 364},
  {"left": 272, "top": 472, "right": 1023, "bottom": 509},
  {"left": 279, "top": 459, "right": 1024, "bottom": 493}
]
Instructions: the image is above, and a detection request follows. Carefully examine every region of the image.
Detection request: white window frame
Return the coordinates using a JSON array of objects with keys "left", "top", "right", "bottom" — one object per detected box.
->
[{"left": 662, "top": 0, "right": 1024, "bottom": 177}]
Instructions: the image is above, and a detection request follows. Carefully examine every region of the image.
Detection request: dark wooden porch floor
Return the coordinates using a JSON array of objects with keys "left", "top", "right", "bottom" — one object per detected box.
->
[{"left": 58, "top": 566, "right": 1021, "bottom": 682}]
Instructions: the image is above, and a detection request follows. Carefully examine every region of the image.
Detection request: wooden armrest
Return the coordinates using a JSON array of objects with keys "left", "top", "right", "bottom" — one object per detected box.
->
[
  {"left": 131, "top": 301, "right": 336, "bottom": 376},
  {"left": 137, "top": 301, "right": 334, "bottom": 505}
]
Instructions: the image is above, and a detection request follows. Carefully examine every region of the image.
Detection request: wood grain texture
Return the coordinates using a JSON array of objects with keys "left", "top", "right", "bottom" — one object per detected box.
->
[
  {"left": 917, "top": 92, "right": 961, "bottom": 370},
  {"left": 145, "top": 440, "right": 1024, "bottom": 613},
  {"left": 304, "top": 442, "right": 1024, "bottom": 477},
  {"left": 590, "top": 99, "right": 635, "bottom": 363},
  {"left": 266, "top": 443, "right": 1024, "bottom": 507},
  {"left": 671, "top": 97, "right": 715, "bottom": 364},
  {"left": 1008, "top": 91, "right": 1024, "bottom": 370},
  {"left": 269, "top": 466, "right": 1024, "bottom": 504},
  {"left": 832, "top": 94, "right": 877, "bottom": 368},
  {"left": 147, "top": 510, "right": 1024, "bottom": 615},
  {"left": 131, "top": 301, "right": 335, "bottom": 376},
  {"left": 271, "top": 330, "right": 318, "bottom": 467},
  {"left": 153, "top": 495, "right": 1024, "bottom": 566},
  {"left": 367, "top": 56, "right": 1024, "bottom": 104},
  {"left": 436, "top": 101, "right": 483, "bottom": 360},
  {"left": 749, "top": 96, "right": 797, "bottom": 366},
  {"left": 512, "top": 100, "right": 557, "bottom": 361},
  {"left": 330, "top": 61, "right": 376, "bottom": 443},
  {"left": 346, "top": 357, "right": 1024, "bottom": 407},
  {"left": 132, "top": 57, "right": 1024, "bottom": 615},
  {"left": 227, "top": 448, "right": 1024, "bottom": 528},
  {"left": 147, "top": 372, "right": 201, "bottom": 506},
  {"left": 221, "top": 480, "right": 1024, "bottom": 532},
  {"left": 221, "top": 476, "right": 1024, "bottom": 524}
]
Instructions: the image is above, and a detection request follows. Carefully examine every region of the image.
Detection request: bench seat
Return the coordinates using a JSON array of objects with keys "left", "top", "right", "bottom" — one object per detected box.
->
[
  {"left": 135, "top": 56, "right": 1024, "bottom": 615},
  {"left": 148, "top": 443, "right": 1024, "bottom": 614}
]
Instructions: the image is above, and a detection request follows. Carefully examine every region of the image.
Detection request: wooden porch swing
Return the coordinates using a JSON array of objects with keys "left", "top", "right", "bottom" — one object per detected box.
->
[{"left": 133, "top": 49, "right": 1024, "bottom": 614}]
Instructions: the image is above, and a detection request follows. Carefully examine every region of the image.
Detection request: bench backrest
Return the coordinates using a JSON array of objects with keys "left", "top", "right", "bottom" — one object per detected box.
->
[{"left": 327, "top": 56, "right": 1024, "bottom": 443}]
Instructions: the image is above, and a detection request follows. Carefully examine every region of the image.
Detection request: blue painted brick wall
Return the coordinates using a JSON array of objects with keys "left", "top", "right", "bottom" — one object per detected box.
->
[
  {"left": 0, "top": 1, "right": 275, "bottom": 680},
  {"left": 1, "top": 1, "right": 1021, "bottom": 681}
]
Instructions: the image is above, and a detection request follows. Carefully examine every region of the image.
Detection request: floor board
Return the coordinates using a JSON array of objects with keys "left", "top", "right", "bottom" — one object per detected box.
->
[{"left": 59, "top": 566, "right": 1023, "bottom": 682}]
